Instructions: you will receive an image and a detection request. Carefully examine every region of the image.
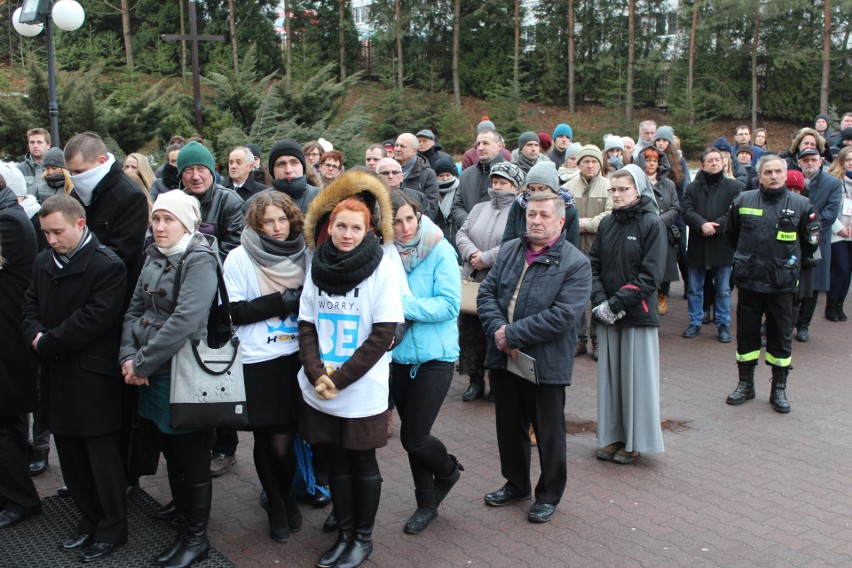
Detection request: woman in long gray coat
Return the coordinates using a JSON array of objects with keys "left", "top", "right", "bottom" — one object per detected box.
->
[
  {"left": 120, "top": 190, "right": 219, "bottom": 568},
  {"left": 589, "top": 165, "right": 666, "bottom": 465}
]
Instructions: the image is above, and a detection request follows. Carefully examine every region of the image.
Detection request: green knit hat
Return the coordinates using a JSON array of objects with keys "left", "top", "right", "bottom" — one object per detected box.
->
[{"left": 177, "top": 141, "right": 215, "bottom": 176}]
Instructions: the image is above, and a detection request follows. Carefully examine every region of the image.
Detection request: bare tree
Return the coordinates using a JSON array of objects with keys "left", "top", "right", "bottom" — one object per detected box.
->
[
  {"left": 284, "top": 0, "right": 293, "bottom": 82},
  {"left": 452, "top": 0, "right": 461, "bottom": 106},
  {"left": 568, "top": 0, "right": 575, "bottom": 113},
  {"left": 99, "top": 0, "right": 135, "bottom": 72},
  {"left": 228, "top": 0, "right": 238, "bottom": 74},
  {"left": 625, "top": 0, "right": 635, "bottom": 121},
  {"left": 750, "top": 0, "right": 760, "bottom": 132},
  {"left": 339, "top": 0, "right": 347, "bottom": 80},
  {"left": 820, "top": 0, "right": 831, "bottom": 115},
  {"left": 395, "top": 0, "right": 403, "bottom": 89},
  {"left": 687, "top": 0, "right": 699, "bottom": 125},
  {"left": 513, "top": 0, "right": 520, "bottom": 87}
]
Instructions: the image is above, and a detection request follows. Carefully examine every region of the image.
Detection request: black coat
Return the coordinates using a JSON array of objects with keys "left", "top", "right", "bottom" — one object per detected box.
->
[
  {"left": 589, "top": 196, "right": 666, "bottom": 327},
  {"left": 652, "top": 177, "right": 682, "bottom": 283},
  {"left": 401, "top": 156, "right": 439, "bottom": 221},
  {"left": 21, "top": 234, "right": 127, "bottom": 436},
  {"left": 0, "top": 188, "right": 38, "bottom": 416},
  {"left": 682, "top": 171, "right": 742, "bottom": 266},
  {"left": 71, "top": 162, "right": 148, "bottom": 306},
  {"left": 223, "top": 177, "right": 270, "bottom": 202}
]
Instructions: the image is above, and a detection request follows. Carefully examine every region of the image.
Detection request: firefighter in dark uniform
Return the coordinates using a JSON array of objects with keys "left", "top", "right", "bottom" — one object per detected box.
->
[{"left": 724, "top": 154, "right": 820, "bottom": 413}]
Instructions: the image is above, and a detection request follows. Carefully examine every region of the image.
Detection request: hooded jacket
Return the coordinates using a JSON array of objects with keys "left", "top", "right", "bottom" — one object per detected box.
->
[
  {"left": 589, "top": 195, "right": 666, "bottom": 327},
  {"left": 303, "top": 170, "right": 394, "bottom": 250}
]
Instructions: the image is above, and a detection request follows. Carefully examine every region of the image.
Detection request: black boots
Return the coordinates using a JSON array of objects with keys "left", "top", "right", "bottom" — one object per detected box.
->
[
  {"left": 163, "top": 482, "right": 211, "bottom": 568},
  {"left": 434, "top": 454, "right": 463, "bottom": 506},
  {"left": 726, "top": 364, "right": 756, "bottom": 405},
  {"left": 403, "top": 489, "right": 437, "bottom": 535},
  {"left": 462, "top": 372, "right": 484, "bottom": 402},
  {"left": 770, "top": 367, "right": 791, "bottom": 414},
  {"left": 336, "top": 474, "right": 381, "bottom": 568},
  {"left": 825, "top": 301, "right": 840, "bottom": 321},
  {"left": 317, "top": 475, "right": 354, "bottom": 568}
]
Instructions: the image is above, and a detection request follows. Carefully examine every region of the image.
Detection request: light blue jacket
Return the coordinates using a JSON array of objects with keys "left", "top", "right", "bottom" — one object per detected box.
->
[{"left": 392, "top": 237, "right": 461, "bottom": 365}]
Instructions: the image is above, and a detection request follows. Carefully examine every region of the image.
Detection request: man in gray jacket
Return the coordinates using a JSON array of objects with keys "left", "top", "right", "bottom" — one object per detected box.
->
[
  {"left": 16, "top": 127, "right": 51, "bottom": 202},
  {"left": 449, "top": 129, "right": 506, "bottom": 232},
  {"left": 477, "top": 193, "right": 592, "bottom": 525}
]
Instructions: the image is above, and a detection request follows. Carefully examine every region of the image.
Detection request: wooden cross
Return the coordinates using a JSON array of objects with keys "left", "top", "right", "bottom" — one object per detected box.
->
[{"left": 161, "top": 0, "right": 225, "bottom": 135}]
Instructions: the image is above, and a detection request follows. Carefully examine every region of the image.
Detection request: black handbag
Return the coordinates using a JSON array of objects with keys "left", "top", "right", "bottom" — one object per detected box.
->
[{"left": 168, "top": 247, "right": 248, "bottom": 430}]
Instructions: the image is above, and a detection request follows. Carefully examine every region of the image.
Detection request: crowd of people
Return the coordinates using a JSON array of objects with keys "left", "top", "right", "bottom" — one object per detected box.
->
[{"left": 0, "top": 109, "right": 850, "bottom": 567}]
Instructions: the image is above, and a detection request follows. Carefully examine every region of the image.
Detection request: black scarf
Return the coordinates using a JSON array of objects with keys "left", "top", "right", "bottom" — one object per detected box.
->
[
  {"left": 272, "top": 176, "right": 308, "bottom": 199},
  {"left": 311, "top": 231, "right": 383, "bottom": 296}
]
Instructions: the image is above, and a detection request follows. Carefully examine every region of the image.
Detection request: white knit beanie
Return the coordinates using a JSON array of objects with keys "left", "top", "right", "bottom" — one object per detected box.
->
[
  {"left": 0, "top": 161, "right": 27, "bottom": 197},
  {"left": 152, "top": 190, "right": 201, "bottom": 234}
]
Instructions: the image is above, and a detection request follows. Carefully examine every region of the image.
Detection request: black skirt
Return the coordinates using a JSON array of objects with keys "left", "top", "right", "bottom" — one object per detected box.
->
[{"left": 243, "top": 353, "right": 300, "bottom": 433}]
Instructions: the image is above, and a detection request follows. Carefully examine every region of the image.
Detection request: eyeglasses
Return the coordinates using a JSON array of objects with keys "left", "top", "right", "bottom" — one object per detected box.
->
[
  {"left": 607, "top": 186, "right": 634, "bottom": 194},
  {"left": 322, "top": 163, "right": 341, "bottom": 170},
  {"left": 378, "top": 170, "right": 402, "bottom": 176},
  {"left": 527, "top": 184, "right": 553, "bottom": 193},
  {"left": 306, "top": 151, "right": 321, "bottom": 158}
]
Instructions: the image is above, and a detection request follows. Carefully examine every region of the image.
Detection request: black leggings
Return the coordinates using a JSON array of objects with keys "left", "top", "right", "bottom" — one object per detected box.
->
[
  {"left": 390, "top": 361, "right": 454, "bottom": 490},
  {"left": 160, "top": 427, "right": 215, "bottom": 487},
  {"left": 253, "top": 432, "right": 296, "bottom": 504}
]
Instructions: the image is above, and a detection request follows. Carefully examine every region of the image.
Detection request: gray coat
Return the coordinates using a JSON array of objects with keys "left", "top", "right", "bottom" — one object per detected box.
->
[
  {"left": 477, "top": 231, "right": 592, "bottom": 386},
  {"left": 16, "top": 154, "right": 50, "bottom": 202},
  {"left": 119, "top": 233, "right": 219, "bottom": 378},
  {"left": 652, "top": 176, "right": 682, "bottom": 283}
]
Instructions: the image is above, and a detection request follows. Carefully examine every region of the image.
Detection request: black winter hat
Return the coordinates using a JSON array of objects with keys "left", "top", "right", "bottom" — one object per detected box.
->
[
  {"left": 434, "top": 157, "right": 457, "bottom": 177},
  {"left": 268, "top": 139, "right": 306, "bottom": 176}
]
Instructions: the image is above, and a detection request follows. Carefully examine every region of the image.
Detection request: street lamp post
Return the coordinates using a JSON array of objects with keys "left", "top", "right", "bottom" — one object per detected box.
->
[{"left": 13, "top": 0, "right": 86, "bottom": 148}]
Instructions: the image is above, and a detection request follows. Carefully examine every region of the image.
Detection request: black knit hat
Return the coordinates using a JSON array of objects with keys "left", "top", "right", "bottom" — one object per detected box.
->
[
  {"left": 268, "top": 139, "right": 306, "bottom": 176},
  {"left": 434, "top": 157, "right": 457, "bottom": 177}
]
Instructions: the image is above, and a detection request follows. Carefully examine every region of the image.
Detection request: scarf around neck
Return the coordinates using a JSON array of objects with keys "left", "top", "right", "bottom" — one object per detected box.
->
[
  {"left": 54, "top": 226, "right": 92, "bottom": 267},
  {"left": 311, "top": 231, "right": 383, "bottom": 296},
  {"left": 240, "top": 226, "right": 306, "bottom": 294},
  {"left": 156, "top": 231, "right": 193, "bottom": 258},
  {"left": 394, "top": 215, "right": 444, "bottom": 273}
]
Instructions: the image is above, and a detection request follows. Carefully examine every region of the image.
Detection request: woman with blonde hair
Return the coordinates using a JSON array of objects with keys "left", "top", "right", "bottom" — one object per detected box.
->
[{"left": 124, "top": 153, "right": 157, "bottom": 193}]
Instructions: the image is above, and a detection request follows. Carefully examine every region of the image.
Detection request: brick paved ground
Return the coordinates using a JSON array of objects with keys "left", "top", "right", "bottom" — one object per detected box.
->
[{"left": 32, "top": 282, "right": 852, "bottom": 567}]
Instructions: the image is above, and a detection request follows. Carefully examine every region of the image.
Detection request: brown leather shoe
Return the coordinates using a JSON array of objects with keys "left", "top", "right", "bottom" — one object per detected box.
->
[
  {"left": 658, "top": 293, "right": 668, "bottom": 315},
  {"left": 529, "top": 425, "right": 537, "bottom": 447}
]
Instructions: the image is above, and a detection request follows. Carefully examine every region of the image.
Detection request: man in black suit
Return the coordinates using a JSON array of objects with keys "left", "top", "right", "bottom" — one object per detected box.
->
[{"left": 22, "top": 194, "right": 128, "bottom": 562}]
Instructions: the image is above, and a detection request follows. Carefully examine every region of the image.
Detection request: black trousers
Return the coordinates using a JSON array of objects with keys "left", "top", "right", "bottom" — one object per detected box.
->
[
  {"left": 490, "top": 369, "right": 567, "bottom": 505},
  {"left": 736, "top": 288, "right": 794, "bottom": 367},
  {"left": 54, "top": 431, "right": 127, "bottom": 542},
  {"left": 390, "top": 361, "right": 455, "bottom": 491},
  {"left": 212, "top": 427, "right": 238, "bottom": 457},
  {"left": 0, "top": 415, "right": 41, "bottom": 515}
]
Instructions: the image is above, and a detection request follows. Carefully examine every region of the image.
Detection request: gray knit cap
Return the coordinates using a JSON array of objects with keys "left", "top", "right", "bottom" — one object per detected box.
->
[
  {"left": 654, "top": 125, "right": 675, "bottom": 145},
  {"left": 518, "top": 131, "right": 540, "bottom": 149},
  {"left": 524, "top": 162, "right": 559, "bottom": 193},
  {"left": 42, "top": 147, "right": 66, "bottom": 169},
  {"left": 478, "top": 119, "right": 496, "bottom": 133},
  {"left": 563, "top": 142, "right": 583, "bottom": 161},
  {"left": 604, "top": 136, "right": 625, "bottom": 152},
  {"left": 489, "top": 161, "right": 525, "bottom": 189}
]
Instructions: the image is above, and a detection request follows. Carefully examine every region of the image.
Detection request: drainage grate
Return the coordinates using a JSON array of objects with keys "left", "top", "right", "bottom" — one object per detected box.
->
[{"left": 0, "top": 489, "right": 236, "bottom": 568}]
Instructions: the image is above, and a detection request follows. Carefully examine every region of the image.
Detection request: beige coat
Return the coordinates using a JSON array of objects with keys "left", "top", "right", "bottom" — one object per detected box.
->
[{"left": 564, "top": 174, "right": 612, "bottom": 254}]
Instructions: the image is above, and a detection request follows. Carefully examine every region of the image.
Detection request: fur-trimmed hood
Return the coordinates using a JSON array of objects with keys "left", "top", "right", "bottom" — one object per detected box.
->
[
  {"left": 303, "top": 170, "right": 395, "bottom": 250},
  {"left": 788, "top": 127, "right": 826, "bottom": 155}
]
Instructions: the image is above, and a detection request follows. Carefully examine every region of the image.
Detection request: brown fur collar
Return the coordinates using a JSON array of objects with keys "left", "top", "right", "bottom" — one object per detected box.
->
[{"left": 303, "top": 170, "right": 395, "bottom": 250}]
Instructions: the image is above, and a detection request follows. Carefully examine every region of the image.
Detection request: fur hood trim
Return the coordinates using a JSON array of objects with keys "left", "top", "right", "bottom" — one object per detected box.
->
[{"left": 303, "top": 170, "right": 395, "bottom": 250}]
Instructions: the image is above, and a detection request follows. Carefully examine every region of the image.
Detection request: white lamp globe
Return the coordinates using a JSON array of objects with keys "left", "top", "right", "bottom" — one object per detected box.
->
[
  {"left": 52, "top": 0, "right": 86, "bottom": 31},
  {"left": 12, "top": 7, "right": 44, "bottom": 37}
]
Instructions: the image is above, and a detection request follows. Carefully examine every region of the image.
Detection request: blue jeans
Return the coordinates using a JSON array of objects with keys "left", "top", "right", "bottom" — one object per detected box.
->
[{"left": 687, "top": 264, "right": 731, "bottom": 327}]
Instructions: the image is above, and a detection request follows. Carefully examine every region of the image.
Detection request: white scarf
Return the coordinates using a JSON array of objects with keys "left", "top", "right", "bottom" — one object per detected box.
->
[
  {"left": 71, "top": 153, "right": 116, "bottom": 206},
  {"left": 156, "top": 232, "right": 192, "bottom": 258}
]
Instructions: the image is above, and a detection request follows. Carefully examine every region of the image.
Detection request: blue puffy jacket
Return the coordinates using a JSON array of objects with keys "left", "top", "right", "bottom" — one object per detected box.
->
[{"left": 392, "top": 237, "right": 461, "bottom": 365}]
